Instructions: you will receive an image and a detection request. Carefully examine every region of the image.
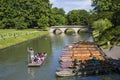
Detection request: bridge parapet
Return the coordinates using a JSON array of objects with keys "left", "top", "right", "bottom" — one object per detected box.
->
[{"left": 51, "top": 25, "right": 86, "bottom": 28}]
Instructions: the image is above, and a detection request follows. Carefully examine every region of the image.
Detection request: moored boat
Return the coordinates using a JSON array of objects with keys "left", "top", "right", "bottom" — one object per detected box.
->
[
  {"left": 56, "top": 41, "right": 113, "bottom": 77},
  {"left": 56, "top": 70, "right": 76, "bottom": 77}
]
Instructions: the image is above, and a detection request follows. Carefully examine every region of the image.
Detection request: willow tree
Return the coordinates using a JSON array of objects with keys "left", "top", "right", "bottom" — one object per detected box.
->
[{"left": 92, "top": 19, "right": 112, "bottom": 48}]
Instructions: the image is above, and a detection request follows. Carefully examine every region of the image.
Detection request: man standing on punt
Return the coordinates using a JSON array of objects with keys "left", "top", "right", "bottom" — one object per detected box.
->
[{"left": 28, "top": 48, "right": 34, "bottom": 63}]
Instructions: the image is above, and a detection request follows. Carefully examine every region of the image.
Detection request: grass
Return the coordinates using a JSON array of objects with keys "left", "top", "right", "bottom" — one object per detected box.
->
[{"left": 0, "top": 29, "right": 48, "bottom": 49}]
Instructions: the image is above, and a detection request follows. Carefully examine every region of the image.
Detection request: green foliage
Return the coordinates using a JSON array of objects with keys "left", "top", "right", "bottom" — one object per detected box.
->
[
  {"left": 52, "top": 7, "right": 65, "bottom": 16},
  {"left": 38, "top": 16, "right": 49, "bottom": 28},
  {"left": 110, "top": 26, "right": 120, "bottom": 45},
  {"left": 112, "top": 11, "right": 120, "bottom": 26},
  {"left": 91, "top": 0, "right": 120, "bottom": 27},
  {"left": 92, "top": 0, "right": 120, "bottom": 12},
  {"left": 92, "top": 18, "right": 112, "bottom": 33},
  {"left": 96, "top": 12, "right": 113, "bottom": 20},
  {"left": 14, "top": 17, "right": 27, "bottom": 29},
  {"left": 91, "top": 0, "right": 120, "bottom": 48},
  {"left": 50, "top": 7, "right": 66, "bottom": 26},
  {"left": 0, "top": 0, "right": 51, "bottom": 29},
  {"left": 92, "top": 18, "right": 112, "bottom": 47},
  {"left": 67, "top": 10, "right": 89, "bottom": 25},
  {"left": 95, "top": 25, "right": 120, "bottom": 48}
]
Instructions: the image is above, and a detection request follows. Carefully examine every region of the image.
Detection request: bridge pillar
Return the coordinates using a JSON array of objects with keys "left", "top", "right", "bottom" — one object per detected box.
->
[
  {"left": 49, "top": 28, "right": 54, "bottom": 33},
  {"left": 59, "top": 28, "right": 67, "bottom": 33},
  {"left": 72, "top": 28, "right": 80, "bottom": 33}
]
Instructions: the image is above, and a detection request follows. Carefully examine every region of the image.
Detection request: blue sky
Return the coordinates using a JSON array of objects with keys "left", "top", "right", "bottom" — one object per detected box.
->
[{"left": 50, "top": 0, "right": 93, "bottom": 13}]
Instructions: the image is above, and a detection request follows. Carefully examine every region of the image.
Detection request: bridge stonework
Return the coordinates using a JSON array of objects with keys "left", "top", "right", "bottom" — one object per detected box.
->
[{"left": 49, "top": 25, "right": 88, "bottom": 33}]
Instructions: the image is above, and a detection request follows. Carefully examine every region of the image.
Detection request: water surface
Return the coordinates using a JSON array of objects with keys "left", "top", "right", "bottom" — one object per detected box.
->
[{"left": 0, "top": 33, "right": 119, "bottom": 80}]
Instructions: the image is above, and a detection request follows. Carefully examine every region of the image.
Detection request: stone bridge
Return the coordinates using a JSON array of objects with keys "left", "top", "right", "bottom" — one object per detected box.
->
[{"left": 49, "top": 25, "right": 89, "bottom": 33}]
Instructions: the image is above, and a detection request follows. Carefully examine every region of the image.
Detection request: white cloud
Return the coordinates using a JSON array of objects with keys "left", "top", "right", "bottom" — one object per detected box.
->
[
  {"left": 50, "top": 0, "right": 57, "bottom": 3},
  {"left": 65, "top": 0, "right": 91, "bottom": 6},
  {"left": 50, "top": 0, "right": 93, "bottom": 13}
]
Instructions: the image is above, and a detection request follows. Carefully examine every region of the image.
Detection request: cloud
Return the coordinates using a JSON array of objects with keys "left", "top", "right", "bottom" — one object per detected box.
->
[
  {"left": 65, "top": 0, "right": 91, "bottom": 5},
  {"left": 50, "top": 0, "right": 93, "bottom": 13},
  {"left": 50, "top": 0, "right": 57, "bottom": 3}
]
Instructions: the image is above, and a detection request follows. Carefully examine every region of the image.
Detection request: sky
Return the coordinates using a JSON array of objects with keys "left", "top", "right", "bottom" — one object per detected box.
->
[{"left": 50, "top": 0, "right": 93, "bottom": 13}]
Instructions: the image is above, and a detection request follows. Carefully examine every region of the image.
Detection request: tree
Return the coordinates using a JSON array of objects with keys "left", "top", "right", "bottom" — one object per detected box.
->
[
  {"left": 14, "top": 17, "right": 27, "bottom": 29},
  {"left": 92, "top": 18, "right": 113, "bottom": 48},
  {"left": 93, "top": 19, "right": 112, "bottom": 33},
  {"left": 0, "top": 0, "right": 51, "bottom": 29},
  {"left": 52, "top": 7, "right": 65, "bottom": 16},
  {"left": 91, "top": 0, "right": 120, "bottom": 26},
  {"left": 37, "top": 16, "right": 49, "bottom": 29},
  {"left": 50, "top": 7, "right": 66, "bottom": 26},
  {"left": 67, "top": 10, "right": 89, "bottom": 25},
  {"left": 91, "top": 0, "right": 120, "bottom": 48},
  {"left": 91, "top": 0, "right": 120, "bottom": 13}
]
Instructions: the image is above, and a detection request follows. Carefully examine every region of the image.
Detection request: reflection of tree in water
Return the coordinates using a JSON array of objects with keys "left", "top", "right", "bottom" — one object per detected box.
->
[
  {"left": 101, "top": 74, "right": 118, "bottom": 80},
  {"left": 28, "top": 68, "right": 35, "bottom": 80}
]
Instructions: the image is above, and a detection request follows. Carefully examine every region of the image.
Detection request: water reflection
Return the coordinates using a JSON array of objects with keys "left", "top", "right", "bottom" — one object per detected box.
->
[{"left": 28, "top": 68, "right": 35, "bottom": 80}]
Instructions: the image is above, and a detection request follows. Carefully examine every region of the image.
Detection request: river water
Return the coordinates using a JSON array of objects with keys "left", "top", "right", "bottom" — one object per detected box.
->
[{"left": 0, "top": 32, "right": 119, "bottom": 80}]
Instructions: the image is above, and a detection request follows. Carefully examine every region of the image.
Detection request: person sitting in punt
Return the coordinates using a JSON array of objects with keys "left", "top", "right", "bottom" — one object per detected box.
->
[
  {"left": 34, "top": 55, "right": 39, "bottom": 62},
  {"left": 37, "top": 57, "right": 42, "bottom": 63},
  {"left": 38, "top": 52, "right": 44, "bottom": 58},
  {"left": 37, "top": 52, "right": 44, "bottom": 61},
  {"left": 43, "top": 52, "right": 47, "bottom": 57},
  {"left": 38, "top": 52, "right": 42, "bottom": 57},
  {"left": 40, "top": 56, "right": 44, "bottom": 61},
  {"left": 34, "top": 54, "right": 43, "bottom": 63}
]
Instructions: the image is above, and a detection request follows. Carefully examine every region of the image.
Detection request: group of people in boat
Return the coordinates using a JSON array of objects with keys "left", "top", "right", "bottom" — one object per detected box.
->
[{"left": 28, "top": 48, "right": 47, "bottom": 63}]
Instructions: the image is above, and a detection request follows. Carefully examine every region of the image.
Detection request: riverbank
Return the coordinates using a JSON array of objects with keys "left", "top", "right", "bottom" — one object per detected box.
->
[
  {"left": 0, "top": 29, "right": 48, "bottom": 49},
  {"left": 102, "top": 46, "right": 120, "bottom": 59}
]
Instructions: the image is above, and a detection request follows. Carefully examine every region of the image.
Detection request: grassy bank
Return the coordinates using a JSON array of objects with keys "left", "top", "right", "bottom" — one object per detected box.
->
[{"left": 0, "top": 29, "right": 48, "bottom": 49}]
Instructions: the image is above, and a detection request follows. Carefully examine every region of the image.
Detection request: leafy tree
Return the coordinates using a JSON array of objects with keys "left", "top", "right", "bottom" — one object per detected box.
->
[
  {"left": 110, "top": 26, "right": 120, "bottom": 46},
  {"left": 91, "top": 0, "right": 120, "bottom": 26},
  {"left": 52, "top": 7, "right": 65, "bottom": 16},
  {"left": 67, "top": 10, "right": 89, "bottom": 25},
  {"left": 54, "top": 15, "right": 66, "bottom": 25},
  {"left": 91, "top": 0, "right": 120, "bottom": 13},
  {"left": 92, "top": 18, "right": 113, "bottom": 48},
  {"left": 50, "top": 7, "right": 66, "bottom": 26},
  {"left": 93, "top": 19, "right": 112, "bottom": 31},
  {"left": 37, "top": 16, "right": 49, "bottom": 29},
  {"left": 111, "top": 11, "right": 120, "bottom": 26},
  {"left": 0, "top": 0, "right": 51, "bottom": 29},
  {"left": 91, "top": 0, "right": 120, "bottom": 48},
  {"left": 14, "top": 17, "right": 27, "bottom": 29}
]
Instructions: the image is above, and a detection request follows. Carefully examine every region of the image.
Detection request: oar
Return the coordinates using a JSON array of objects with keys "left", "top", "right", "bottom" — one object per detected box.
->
[{"left": 27, "top": 47, "right": 30, "bottom": 63}]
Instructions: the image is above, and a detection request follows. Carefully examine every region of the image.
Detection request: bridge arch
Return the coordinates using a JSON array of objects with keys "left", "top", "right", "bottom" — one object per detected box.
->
[
  {"left": 53, "top": 28, "right": 62, "bottom": 34},
  {"left": 64, "top": 28, "right": 75, "bottom": 33},
  {"left": 49, "top": 25, "right": 89, "bottom": 34},
  {"left": 77, "top": 28, "right": 88, "bottom": 33}
]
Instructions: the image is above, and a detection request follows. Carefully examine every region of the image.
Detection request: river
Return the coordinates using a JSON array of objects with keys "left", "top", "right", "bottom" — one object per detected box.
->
[{"left": 0, "top": 32, "right": 119, "bottom": 80}]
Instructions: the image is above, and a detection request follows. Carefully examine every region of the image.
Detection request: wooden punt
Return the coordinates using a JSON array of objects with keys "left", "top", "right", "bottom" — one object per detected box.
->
[
  {"left": 56, "top": 70, "right": 76, "bottom": 77},
  {"left": 28, "top": 62, "right": 43, "bottom": 67},
  {"left": 28, "top": 54, "right": 47, "bottom": 67},
  {"left": 60, "top": 58, "right": 73, "bottom": 62},
  {"left": 56, "top": 41, "right": 112, "bottom": 77}
]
